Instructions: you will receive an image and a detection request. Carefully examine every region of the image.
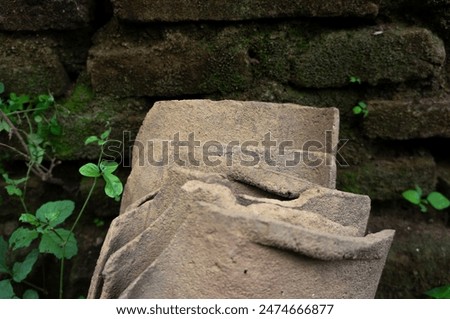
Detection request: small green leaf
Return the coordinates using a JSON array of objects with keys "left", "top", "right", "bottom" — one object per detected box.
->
[
  {"left": 425, "top": 285, "right": 450, "bottom": 299},
  {"left": 39, "top": 229, "right": 77, "bottom": 259},
  {"left": 103, "top": 173, "right": 123, "bottom": 200},
  {"left": 49, "top": 115, "right": 62, "bottom": 136},
  {"left": 5, "top": 185, "right": 22, "bottom": 197},
  {"left": 23, "top": 289, "right": 39, "bottom": 299},
  {"left": 402, "top": 189, "right": 421, "bottom": 205},
  {"left": 93, "top": 218, "right": 105, "bottom": 228},
  {"left": 0, "top": 82, "right": 4, "bottom": 94},
  {"left": 12, "top": 249, "right": 39, "bottom": 283},
  {"left": 79, "top": 163, "right": 101, "bottom": 178},
  {"left": 19, "top": 214, "right": 39, "bottom": 226},
  {"left": 28, "top": 143, "right": 45, "bottom": 164},
  {"left": 427, "top": 192, "right": 450, "bottom": 211},
  {"left": 0, "top": 120, "right": 11, "bottom": 133},
  {"left": 100, "top": 128, "right": 111, "bottom": 140},
  {"left": 9, "top": 227, "right": 39, "bottom": 250},
  {"left": 36, "top": 200, "right": 75, "bottom": 227},
  {"left": 100, "top": 160, "right": 119, "bottom": 174},
  {"left": 350, "top": 76, "right": 361, "bottom": 84},
  {"left": 358, "top": 101, "right": 367, "bottom": 108},
  {"left": 0, "top": 279, "right": 15, "bottom": 299},
  {"left": 353, "top": 106, "right": 362, "bottom": 115},
  {"left": 33, "top": 115, "right": 43, "bottom": 123},
  {"left": 84, "top": 136, "right": 99, "bottom": 145},
  {"left": 2, "top": 173, "right": 28, "bottom": 186},
  {"left": 0, "top": 236, "right": 9, "bottom": 274},
  {"left": 37, "top": 94, "right": 54, "bottom": 108}
]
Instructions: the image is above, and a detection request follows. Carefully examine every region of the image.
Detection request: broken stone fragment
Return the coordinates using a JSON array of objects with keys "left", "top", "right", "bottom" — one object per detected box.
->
[
  {"left": 89, "top": 167, "right": 393, "bottom": 298},
  {"left": 88, "top": 100, "right": 394, "bottom": 299}
]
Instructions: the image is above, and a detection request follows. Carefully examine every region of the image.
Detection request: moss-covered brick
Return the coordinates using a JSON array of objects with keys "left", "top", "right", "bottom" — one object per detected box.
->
[
  {"left": 291, "top": 26, "right": 445, "bottom": 89},
  {"left": 0, "top": 34, "right": 70, "bottom": 96},
  {"left": 337, "top": 155, "right": 436, "bottom": 200},
  {"left": 54, "top": 94, "right": 149, "bottom": 160},
  {"left": 364, "top": 97, "right": 450, "bottom": 139},
  {"left": 112, "top": 0, "right": 380, "bottom": 22},
  {"left": 0, "top": 0, "right": 95, "bottom": 31}
]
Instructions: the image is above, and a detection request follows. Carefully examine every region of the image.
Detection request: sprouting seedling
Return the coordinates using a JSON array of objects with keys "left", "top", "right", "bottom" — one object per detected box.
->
[
  {"left": 353, "top": 101, "right": 368, "bottom": 118},
  {"left": 402, "top": 186, "right": 450, "bottom": 213},
  {"left": 349, "top": 76, "right": 362, "bottom": 84},
  {"left": 80, "top": 128, "right": 123, "bottom": 201}
]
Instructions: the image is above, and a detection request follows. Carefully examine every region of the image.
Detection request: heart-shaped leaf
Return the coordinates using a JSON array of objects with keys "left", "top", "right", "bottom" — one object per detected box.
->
[
  {"left": 36, "top": 200, "right": 75, "bottom": 227},
  {"left": 427, "top": 192, "right": 450, "bottom": 211},
  {"left": 79, "top": 163, "right": 101, "bottom": 178}
]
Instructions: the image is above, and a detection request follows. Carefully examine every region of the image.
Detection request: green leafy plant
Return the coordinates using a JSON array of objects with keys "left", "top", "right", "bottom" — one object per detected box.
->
[
  {"left": 349, "top": 76, "right": 368, "bottom": 118},
  {"left": 93, "top": 218, "right": 105, "bottom": 228},
  {"left": 10, "top": 200, "right": 77, "bottom": 258},
  {"left": 81, "top": 128, "right": 123, "bottom": 201},
  {"left": 349, "top": 76, "right": 362, "bottom": 84},
  {"left": 352, "top": 101, "right": 368, "bottom": 118},
  {"left": 425, "top": 285, "right": 450, "bottom": 299},
  {"left": 402, "top": 186, "right": 450, "bottom": 213},
  {"left": 0, "top": 82, "right": 63, "bottom": 195},
  {"left": 0, "top": 237, "right": 39, "bottom": 299},
  {"left": 0, "top": 82, "right": 123, "bottom": 298}
]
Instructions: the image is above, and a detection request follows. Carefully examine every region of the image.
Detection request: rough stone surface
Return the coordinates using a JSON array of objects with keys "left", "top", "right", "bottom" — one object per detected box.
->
[
  {"left": 0, "top": 0, "right": 95, "bottom": 31},
  {"left": 437, "top": 162, "right": 450, "bottom": 196},
  {"left": 369, "top": 212, "right": 450, "bottom": 298},
  {"left": 364, "top": 97, "right": 450, "bottom": 139},
  {"left": 337, "top": 155, "right": 437, "bottom": 201},
  {"left": 88, "top": 21, "right": 445, "bottom": 97},
  {"left": 89, "top": 167, "right": 393, "bottom": 298},
  {"left": 112, "top": 0, "right": 380, "bottom": 22},
  {"left": 87, "top": 20, "right": 254, "bottom": 97},
  {"left": 120, "top": 99, "right": 339, "bottom": 210},
  {"left": 0, "top": 34, "right": 70, "bottom": 96},
  {"left": 88, "top": 100, "right": 394, "bottom": 299},
  {"left": 291, "top": 27, "right": 446, "bottom": 88}
]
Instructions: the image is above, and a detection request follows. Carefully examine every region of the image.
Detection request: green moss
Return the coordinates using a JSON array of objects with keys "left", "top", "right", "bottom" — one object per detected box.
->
[
  {"left": 61, "top": 82, "right": 94, "bottom": 113},
  {"left": 204, "top": 39, "right": 252, "bottom": 94},
  {"left": 291, "top": 26, "right": 445, "bottom": 89}
]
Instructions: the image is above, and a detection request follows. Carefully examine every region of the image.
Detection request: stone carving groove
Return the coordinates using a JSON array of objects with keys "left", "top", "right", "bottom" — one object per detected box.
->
[{"left": 88, "top": 100, "right": 394, "bottom": 298}]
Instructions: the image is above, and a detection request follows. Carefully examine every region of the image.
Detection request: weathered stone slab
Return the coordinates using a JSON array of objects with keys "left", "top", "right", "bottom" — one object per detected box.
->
[
  {"left": 112, "top": 0, "right": 380, "bottom": 22},
  {"left": 118, "top": 184, "right": 392, "bottom": 298},
  {"left": 88, "top": 100, "right": 394, "bottom": 299},
  {"left": 120, "top": 100, "right": 339, "bottom": 210},
  {"left": 291, "top": 27, "right": 445, "bottom": 88},
  {"left": 89, "top": 167, "right": 392, "bottom": 298},
  {"left": 363, "top": 98, "right": 450, "bottom": 139},
  {"left": 0, "top": 34, "right": 70, "bottom": 96},
  {"left": 87, "top": 21, "right": 253, "bottom": 97},
  {"left": 0, "top": 0, "right": 95, "bottom": 30},
  {"left": 88, "top": 22, "right": 445, "bottom": 97}
]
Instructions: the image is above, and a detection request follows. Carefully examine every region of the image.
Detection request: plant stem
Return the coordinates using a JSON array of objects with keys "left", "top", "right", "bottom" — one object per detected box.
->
[
  {"left": 19, "top": 195, "right": 28, "bottom": 214},
  {"left": 70, "top": 177, "right": 98, "bottom": 234},
  {"left": 22, "top": 162, "right": 33, "bottom": 203},
  {"left": 0, "top": 109, "right": 29, "bottom": 153},
  {"left": 23, "top": 280, "right": 48, "bottom": 295},
  {"left": 59, "top": 177, "right": 98, "bottom": 299}
]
